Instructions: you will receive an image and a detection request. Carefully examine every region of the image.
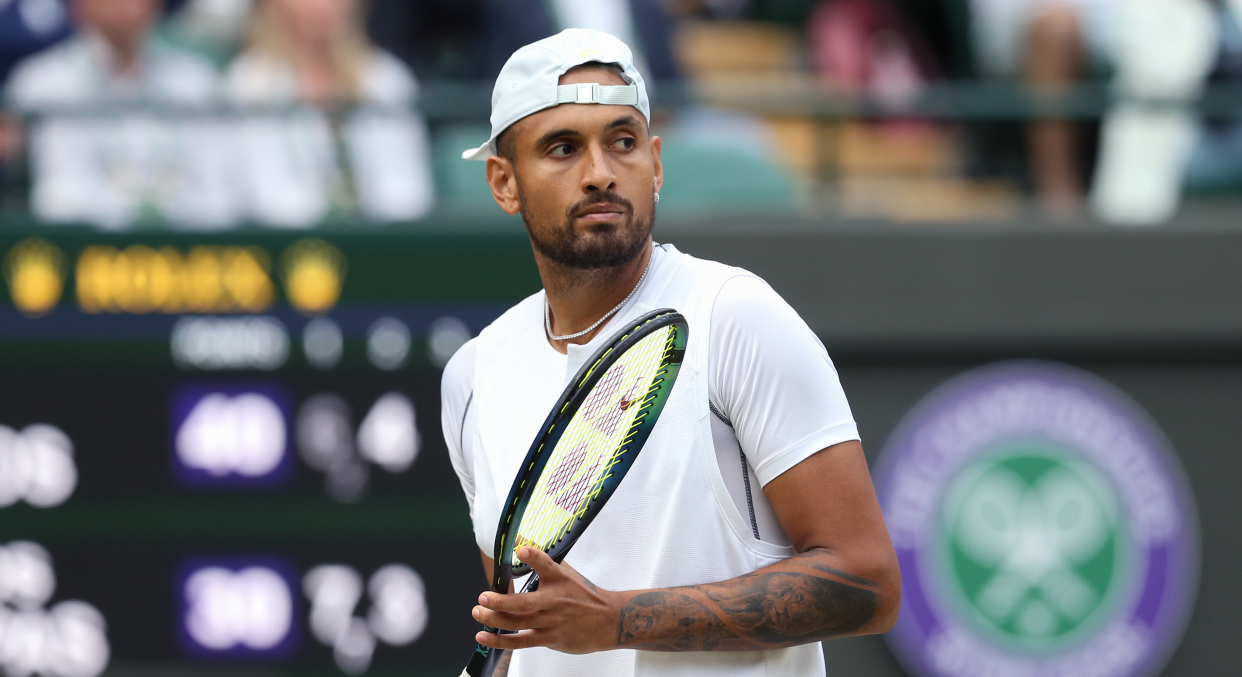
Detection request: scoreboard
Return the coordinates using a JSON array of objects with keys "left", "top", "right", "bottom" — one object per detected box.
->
[{"left": 0, "top": 226, "right": 539, "bottom": 677}]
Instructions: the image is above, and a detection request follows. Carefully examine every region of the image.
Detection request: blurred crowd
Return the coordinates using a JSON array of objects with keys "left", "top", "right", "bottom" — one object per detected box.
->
[
  {"left": 0, "top": 0, "right": 1240, "bottom": 228},
  {"left": 1, "top": 0, "right": 435, "bottom": 228}
]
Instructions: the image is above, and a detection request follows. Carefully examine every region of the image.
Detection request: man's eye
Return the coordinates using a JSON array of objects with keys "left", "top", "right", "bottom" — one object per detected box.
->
[
  {"left": 614, "top": 137, "right": 635, "bottom": 150},
  {"left": 550, "top": 144, "right": 574, "bottom": 157}
]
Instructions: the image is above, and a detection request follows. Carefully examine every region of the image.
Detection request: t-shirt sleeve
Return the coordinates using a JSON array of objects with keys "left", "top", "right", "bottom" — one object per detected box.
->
[
  {"left": 709, "top": 275, "right": 860, "bottom": 487},
  {"left": 440, "top": 338, "right": 478, "bottom": 515}
]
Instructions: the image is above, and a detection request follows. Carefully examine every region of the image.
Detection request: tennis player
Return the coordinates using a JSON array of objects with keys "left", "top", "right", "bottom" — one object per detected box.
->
[{"left": 442, "top": 28, "right": 900, "bottom": 677}]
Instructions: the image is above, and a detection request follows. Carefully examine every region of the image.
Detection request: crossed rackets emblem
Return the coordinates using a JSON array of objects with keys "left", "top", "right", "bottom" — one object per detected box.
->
[{"left": 943, "top": 455, "right": 1121, "bottom": 641}]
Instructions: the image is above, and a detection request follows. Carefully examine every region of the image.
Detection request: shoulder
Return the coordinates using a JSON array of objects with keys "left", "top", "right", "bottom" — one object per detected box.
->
[
  {"left": 441, "top": 337, "right": 479, "bottom": 404},
  {"left": 224, "top": 51, "right": 293, "bottom": 103},
  {"left": 4, "top": 38, "right": 90, "bottom": 108},
  {"left": 709, "top": 274, "right": 820, "bottom": 354},
  {"left": 712, "top": 275, "right": 788, "bottom": 321},
  {"left": 656, "top": 244, "right": 791, "bottom": 324},
  {"left": 467, "top": 292, "right": 544, "bottom": 374},
  {"left": 660, "top": 244, "right": 756, "bottom": 288},
  {"left": 360, "top": 49, "right": 419, "bottom": 104}
]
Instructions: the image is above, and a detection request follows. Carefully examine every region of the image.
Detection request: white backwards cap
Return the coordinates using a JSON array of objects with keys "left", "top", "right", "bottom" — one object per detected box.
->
[{"left": 461, "top": 28, "right": 651, "bottom": 161}]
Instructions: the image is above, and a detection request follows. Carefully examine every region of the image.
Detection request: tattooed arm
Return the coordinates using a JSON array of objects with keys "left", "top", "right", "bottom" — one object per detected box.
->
[
  {"left": 615, "top": 549, "right": 884, "bottom": 650},
  {"left": 616, "top": 439, "right": 899, "bottom": 650},
  {"left": 473, "top": 440, "right": 901, "bottom": 654}
]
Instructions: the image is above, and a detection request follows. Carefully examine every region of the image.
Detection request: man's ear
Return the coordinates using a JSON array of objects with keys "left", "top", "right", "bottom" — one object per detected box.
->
[
  {"left": 650, "top": 135, "right": 664, "bottom": 194},
  {"left": 486, "top": 156, "right": 521, "bottom": 215}
]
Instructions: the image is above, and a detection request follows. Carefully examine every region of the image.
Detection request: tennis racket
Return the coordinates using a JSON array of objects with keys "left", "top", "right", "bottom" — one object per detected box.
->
[{"left": 460, "top": 307, "right": 689, "bottom": 677}]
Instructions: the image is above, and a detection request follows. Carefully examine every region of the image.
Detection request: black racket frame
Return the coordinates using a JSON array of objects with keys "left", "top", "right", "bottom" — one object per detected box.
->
[{"left": 463, "top": 308, "right": 688, "bottom": 677}]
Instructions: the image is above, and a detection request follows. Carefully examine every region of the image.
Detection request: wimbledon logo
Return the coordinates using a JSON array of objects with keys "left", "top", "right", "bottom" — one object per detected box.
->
[{"left": 875, "top": 362, "right": 1198, "bottom": 677}]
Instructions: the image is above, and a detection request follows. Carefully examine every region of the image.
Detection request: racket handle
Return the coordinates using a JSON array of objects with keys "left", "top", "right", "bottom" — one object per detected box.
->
[
  {"left": 461, "top": 574, "right": 542, "bottom": 677},
  {"left": 462, "top": 644, "right": 488, "bottom": 677},
  {"left": 465, "top": 640, "right": 511, "bottom": 677}
]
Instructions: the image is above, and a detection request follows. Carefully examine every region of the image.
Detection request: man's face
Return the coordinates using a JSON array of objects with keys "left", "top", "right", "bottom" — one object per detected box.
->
[
  {"left": 75, "top": 0, "right": 161, "bottom": 50},
  {"left": 489, "top": 67, "right": 663, "bottom": 270}
]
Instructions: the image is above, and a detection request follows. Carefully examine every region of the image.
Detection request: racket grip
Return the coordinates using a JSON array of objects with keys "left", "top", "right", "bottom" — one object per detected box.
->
[
  {"left": 461, "top": 574, "right": 542, "bottom": 676},
  {"left": 462, "top": 645, "right": 488, "bottom": 677}
]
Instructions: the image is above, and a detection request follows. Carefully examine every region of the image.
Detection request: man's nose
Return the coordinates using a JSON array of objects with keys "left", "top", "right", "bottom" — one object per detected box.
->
[{"left": 581, "top": 142, "right": 617, "bottom": 193}]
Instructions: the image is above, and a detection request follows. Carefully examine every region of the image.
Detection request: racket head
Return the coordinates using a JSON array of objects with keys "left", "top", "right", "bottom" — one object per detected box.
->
[{"left": 490, "top": 308, "right": 688, "bottom": 589}]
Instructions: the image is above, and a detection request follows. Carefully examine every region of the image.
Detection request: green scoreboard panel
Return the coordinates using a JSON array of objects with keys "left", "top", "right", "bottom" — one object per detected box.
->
[{"left": 0, "top": 226, "right": 539, "bottom": 677}]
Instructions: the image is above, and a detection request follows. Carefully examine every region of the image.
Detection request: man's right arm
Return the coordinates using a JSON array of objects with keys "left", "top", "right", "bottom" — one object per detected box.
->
[
  {"left": 445, "top": 341, "right": 514, "bottom": 674},
  {"left": 441, "top": 339, "right": 478, "bottom": 507},
  {"left": 481, "top": 551, "right": 495, "bottom": 583}
]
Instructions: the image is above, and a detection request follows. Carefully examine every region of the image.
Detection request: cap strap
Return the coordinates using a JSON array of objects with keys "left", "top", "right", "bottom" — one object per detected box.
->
[{"left": 555, "top": 83, "right": 639, "bottom": 106}]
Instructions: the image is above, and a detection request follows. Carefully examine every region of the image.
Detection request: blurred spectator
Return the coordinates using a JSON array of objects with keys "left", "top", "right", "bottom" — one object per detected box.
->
[
  {"left": 1184, "top": 1, "right": 1242, "bottom": 192},
  {"left": 4, "top": 0, "right": 235, "bottom": 228},
  {"left": 163, "top": 0, "right": 256, "bottom": 68},
  {"left": 1, "top": 0, "right": 70, "bottom": 206},
  {"left": 666, "top": 0, "right": 751, "bottom": 20},
  {"left": 809, "top": 0, "right": 940, "bottom": 110},
  {"left": 482, "top": 0, "right": 680, "bottom": 84},
  {"left": 969, "top": 0, "right": 1118, "bottom": 216},
  {"left": 365, "top": 0, "right": 485, "bottom": 81},
  {"left": 1090, "top": 0, "right": 1217, "bottom": 224},
  {"left": 226, "top": 0, "right": 434, "bottom": 226},
  {"left": 0, "top": 0, "right": 72, "bottom": 85}
]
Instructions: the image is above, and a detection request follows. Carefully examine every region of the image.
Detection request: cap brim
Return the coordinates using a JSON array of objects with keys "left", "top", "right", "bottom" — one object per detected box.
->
[{"left": 461, "top": 142, "right": 492, "bottom": 161}]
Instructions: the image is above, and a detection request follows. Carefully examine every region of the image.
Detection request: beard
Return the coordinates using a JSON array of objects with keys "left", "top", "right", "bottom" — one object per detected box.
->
[{"left": 519, "top": 186, "right": 655, "bottom": 271}]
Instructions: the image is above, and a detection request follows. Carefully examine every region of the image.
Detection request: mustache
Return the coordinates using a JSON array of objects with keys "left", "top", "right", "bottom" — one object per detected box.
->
[{"left": 566, "top": 191, "right": 634, "bottom": 219}]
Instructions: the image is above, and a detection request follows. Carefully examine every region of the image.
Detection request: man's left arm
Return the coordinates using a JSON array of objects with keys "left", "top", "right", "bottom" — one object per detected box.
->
[{"left": 471, "top": 438, "right": 901, "bottom": 654}]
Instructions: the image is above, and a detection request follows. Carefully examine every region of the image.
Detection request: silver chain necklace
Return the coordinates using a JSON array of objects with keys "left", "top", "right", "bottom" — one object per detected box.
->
[{"left": 544, "top": 250, "right": 653, "bottom": 342}]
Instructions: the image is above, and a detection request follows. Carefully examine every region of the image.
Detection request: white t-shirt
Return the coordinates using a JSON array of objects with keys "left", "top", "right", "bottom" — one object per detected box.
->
[{"left": 442, "top": 243, "right": 859, "bottom": 554}]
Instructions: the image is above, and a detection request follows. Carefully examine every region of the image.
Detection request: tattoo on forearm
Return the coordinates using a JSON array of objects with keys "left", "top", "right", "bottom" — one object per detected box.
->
[{"left": 616, "top": 550, "right": 880, "bottom": 651}]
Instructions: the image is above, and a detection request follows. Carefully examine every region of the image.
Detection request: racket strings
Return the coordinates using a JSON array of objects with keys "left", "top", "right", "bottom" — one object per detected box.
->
[
  {"left": 509, "top": 325, "right": 676, "bottom": 558},
  {"left": 510, "top": 326, "right": 676, "bottom": 564}
]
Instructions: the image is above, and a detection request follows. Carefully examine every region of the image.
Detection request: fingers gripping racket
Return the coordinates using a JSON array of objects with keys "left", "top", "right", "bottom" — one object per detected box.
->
[{"left": 461, "top": 308, "right": 689, "bottom": 677}]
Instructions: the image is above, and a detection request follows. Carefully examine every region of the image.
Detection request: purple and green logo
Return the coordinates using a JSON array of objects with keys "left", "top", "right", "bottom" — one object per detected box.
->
[{"left": 876, "top": 362, "right": 1199, "bottom": 677}]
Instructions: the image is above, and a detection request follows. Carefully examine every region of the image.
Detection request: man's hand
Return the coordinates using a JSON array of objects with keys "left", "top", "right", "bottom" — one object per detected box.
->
[{"left": 473, "top": 547, "right": 619, "bottom": 654}]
